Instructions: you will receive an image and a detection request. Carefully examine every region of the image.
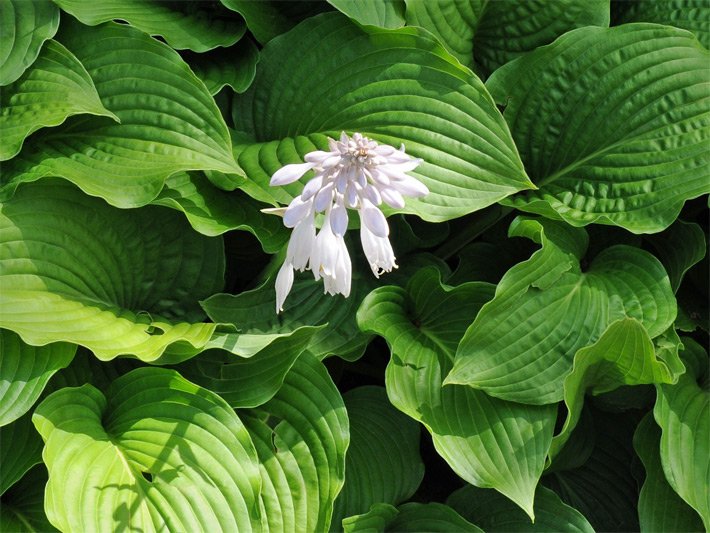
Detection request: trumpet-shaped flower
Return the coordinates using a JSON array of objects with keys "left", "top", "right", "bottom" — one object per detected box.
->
[{"left": 271, "top": 132, "right": 428, "bottom": 312}]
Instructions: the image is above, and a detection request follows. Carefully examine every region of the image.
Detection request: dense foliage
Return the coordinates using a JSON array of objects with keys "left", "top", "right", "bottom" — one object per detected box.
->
[{"left": 0, "top": 0, "right": 708, "bottom": 531}]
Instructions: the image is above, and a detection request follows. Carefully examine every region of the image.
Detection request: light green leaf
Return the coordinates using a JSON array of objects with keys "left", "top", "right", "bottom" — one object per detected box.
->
[
  {"left": 634, "top": 413, "right": 705, "bottom": 532},
  {"left": 328, "top": 0, "right": 406, "bottom": 29},
  {"left": 343, "top": 502, "right": 482, "bottom": 532},
  {"left": 487, "top": 24, "right": 710, "bottom": 233},
  {"left": 403, "top": 0, "right": 609, "bottom": 73},
  {"left": 614, "top": 0, "right": 709, "bottom": 49},
  {"left": 448, "top": 218, "right": 677, "bottom": 404},
  {"left": 549, "top": 319, "right": 685, "bottom": 459},
  {"left": 0, "top": 180, "right": 225, "bottom": 363},
  {"left": 175, "top": 326, "right": 322, "bottom": 408},
  {"left": 357, "top": 267, "right": 556, "bottom": 519},
  {"left": 654, "top": 338, "right": 710, "bottom": 529},
  {"left": 1, "top": 19, "right": 242, "bottom": 208},
  {"left": 52, "top": 0, "right": 246, "bottom": 52},
  {"left": 182, "top": 38, "right": 260, "bottom": 96},
  {"left": 332, "top": 386, "right": 423, "bottom": 526},
  {"left": 242, "top": 352, "right": 348, "bottom": 532},
  {"left": 0, "top": 413, "right": 43, "bottom": 495},
  {"left": 645, "top": 220, "right": 707, "bottom": 293},
  {"left": 0, "top": 39, "right": 117, "bottom": 161},
  {"left": 0, "top": 465, "right": 57, "bottom": 532},
  {"left": 0, "top": 329, "right": 76, "bottom": 426},
  {"left": 0, "top": 0, "right": 59, "bottom": 86},
  {"left": 230, "top": 12, "right": 532, "bottom": 222},
  {"left": 448, "top": 484, "right": 594, "bottom": 532},
  {"left": 32, "top": 367, "right": 263, "bottom": 532},
  {"left": 202, "top": 270, "right": 378, "bottom": 361},
  {"left": 152, "top": 172, "right": 288, "bottom": 253}
]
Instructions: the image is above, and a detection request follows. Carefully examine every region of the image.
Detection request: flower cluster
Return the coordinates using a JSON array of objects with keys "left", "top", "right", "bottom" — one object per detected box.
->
[{"left": 270, "top": 132, "right": 428, "bottom": 312}]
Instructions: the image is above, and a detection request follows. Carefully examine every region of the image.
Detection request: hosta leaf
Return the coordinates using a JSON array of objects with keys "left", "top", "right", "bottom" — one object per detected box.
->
[
  {"left": 634, "top": 413, "right": 705, "bottom": 532},
  {"left": 0, "top": 465, "right": 57, "bottom": 532},
  {"left": 487, "top": 24, "right": 710, "bottom": 233},
  {"left": 219, "top": 0, "right": 322, "bottom": 44},
  {"left": 549, "top": 319, "right": 685, "bottom": 459},
  {"left": 32, "top": 367, "right": 263, "bottom": 532},
  {"left": 357, "top": 267, "right": 556, "bottom": 519},
  {"left": 183, "top": 38, "right": 259, "bottom": 96},
  {"left": 52, "top": 0, "right": 246, "bottom": 52},
  {"left": 242, "top": 352, "right": 348, "bottom": 532},
  {"left": 0, "top": 180, "right": 225, "bottom": 363},
  {"left": 0, "top": 329, "right": 76, "bottom": 426},
  {"left": 0, "top": 413, "right": 43, "bottom": 495},
  {"left": 152, "top": 172, "right": 288, "bottom": 253},
  {"left": 645, "top": 220, "right": 707, "bottom": 293},
  {"left": 230, "top": 12, "right": 532, "bottom": 222},
  {"left": 544, "top": 411, "right": 640, "bottom": 531},
  {"left": 343, "top": 502, "right": 482, "bottom": 532},
  {"left": 0, "top": 39, "right": 117, "bottom": 161},
  {"left": 328, "top": 0, "right": 406, "bottom": 29},
  {"left": 332, "top": 386, "right": 424, "bottom": 526},
  {"left": 1, "top": 20, "right": 242, "bottom": 208},
  {"left": 614, "top": 0, "right": 709, "bottom": 49},
  {"left": 654, "top": 338, "right": 710, "bottom": 529},
  {"left": 0, "top": 0, "right": 59, "bottom": 86},
  {"left": 447, "top": 484, "right": 594, "bottom": 532},
  {"left": 447, "top": 218, "right": 677, "bottom": 404},
  {"left": 404, "top": 0, "right": 609, "bottom": 73},
  {"left": 202, "top": 270, "right": 378, "bottom": 361},
  {"left": 176, "top": 326, "right": 322, "bottom": 408}
]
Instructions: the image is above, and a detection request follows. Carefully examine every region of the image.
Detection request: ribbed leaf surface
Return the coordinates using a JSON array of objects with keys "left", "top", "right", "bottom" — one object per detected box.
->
[
  {"left": 357, "top": 268, "right": 556, "bottom": 519},
  {"left": 332, "top": 386, "right": 423, "bottom": 525},
  {"left": 153, "top": 172, "right": 288, "bottom": 252},
  {"left": 52, "top": 0, "right": 246, "bottom": 52},
  {"left": 184, "top": 39, "right": 259, "bottom": 96},
  {"left": 32, "top": 368, "right": 263, "bottom": 532},
  {"left": 1, "top": 20, "right": 242, "bottom": 208},
  {"left": 448, "top": 218, "right": 677, "bottom": 404},
  {"left": 0, "top": 0, "right": 59, "bottom": 86},
  {"left": 487, "top": 24, "right": 710, "bottom": 233},
  {"left": 634, "top": 413, "right": 705, "bottom": 532},
  {"left": 645, "top": 220, "right": 707, "bottom": 293},
  {"left": 230, "top": 12, "right": 532, "bottom": 222},
  {"left": 0, "top": 39, "right": 116, "bottom": 161},
  {"left": 242, "top": 353, "right": 348, "bottom": 532},
  {"left": 654, "top": 338, "right": 710, "bottom": 529},
  {"left": 0, "top": 180, "right": 224, "bottom": 363},
  {"left": 615, "top": 0, "right": 709, "bottom": 48},
  {"left": 448, "top": 484, "right": 594, "bottom": 532},
  {"left": 0, "top": 329, "right": 76, "bottom": 426},
  {"left": 343, "top": 502, "right": 482, "bottom": 532},
  {"left": 329, "top": 0, "right": 406, "bottom": 28}
]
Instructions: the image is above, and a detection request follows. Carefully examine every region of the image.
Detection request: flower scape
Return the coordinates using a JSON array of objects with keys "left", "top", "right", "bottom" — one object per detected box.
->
[{"left": 270, "top": 132, "right": 429, "bottom": 312}]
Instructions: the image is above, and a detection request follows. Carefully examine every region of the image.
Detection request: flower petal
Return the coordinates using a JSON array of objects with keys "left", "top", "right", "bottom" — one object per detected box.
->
[
  {"left": 330, "top": 202, "right": 349, "bottom": 236},
  {"left": 270, "top": 162, "right": 315, "bottom": 186},
  {"left": 301, "top": 176, "right": 323, "bottom": 201},
  {"left": 390, "top": 174, "right": 429, "bottom": 198},
  {"left": 275, "top": 261, "right": 294, "bottom": 313},
  {"left": 314, "top": 182, "right": 335, "bottom": 212},
  {"left": 380, "top": 187, "right": 405, "bottom": 209},
  {"left": 361, "top": 199, "right": 389, "bottom": 238},
  {"left": 283, "top": 196, "right": 313, "bottom": 228}
]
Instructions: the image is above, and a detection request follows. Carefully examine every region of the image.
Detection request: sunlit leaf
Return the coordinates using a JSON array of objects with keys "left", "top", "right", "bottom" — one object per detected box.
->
[
  {"left": 0, "top": 180, "right": 225, "bottom": 363},
  {"left": 33, "top": 367, "right": 263, "bottom": 532},
  {"left": 487, "top": 24, "right": 710, "bottom": 232}
]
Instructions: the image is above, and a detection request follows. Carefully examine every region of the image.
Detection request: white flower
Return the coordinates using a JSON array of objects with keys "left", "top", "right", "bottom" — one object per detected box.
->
[{"left": 271, "top": 132, "right": 428, "bottom": 312}]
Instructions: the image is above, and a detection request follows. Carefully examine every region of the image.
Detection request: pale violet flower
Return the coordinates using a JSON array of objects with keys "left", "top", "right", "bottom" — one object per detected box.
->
[{"left": 271, "top": 132, "right": 428, "bottom": 312}]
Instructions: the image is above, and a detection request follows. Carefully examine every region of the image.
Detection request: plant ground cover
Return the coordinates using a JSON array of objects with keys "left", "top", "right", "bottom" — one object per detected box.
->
[{"left": 0, "top": 0, "right": 708, "bottom": 531}]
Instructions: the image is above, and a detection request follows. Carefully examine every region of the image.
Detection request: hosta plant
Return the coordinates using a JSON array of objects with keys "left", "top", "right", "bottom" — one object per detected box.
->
[{"left": 0, "top": 0, "right": 708, "bottom": 532}]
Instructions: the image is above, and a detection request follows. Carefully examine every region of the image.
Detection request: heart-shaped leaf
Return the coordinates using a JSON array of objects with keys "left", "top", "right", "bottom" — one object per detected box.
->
[
  {"left": 0, "top": 329, "right": 76, "bottom": 426},
  {"left": 229, "top": 12, "right": 532, "bottom": 222},
  {"left": 332, "top": 386, "right": 424, "bottom": 526},
  {"left": 0, "top": 0, "right": 59, "bottom": 85},
  {"left": 614, "top": 0, "right": 709, "bottom": 48},
  {"left": 0, "top": 180, "right": 225, "bottom": 363},
  {"left": 32, "top": 367, "right": 264, "bottom": 532},
  {"left": 1, "top": 19, "right": 242, "bottom": 208},
  {"left": 357, "top": 267, "right": 556, "bottom": 519},
  {"left": 52, "top": 0, "right": 246, "bottom": 52},
  {"left": 634, "top": 413, "right": 705, "bottom": 532},
  {"left": 447, "top": 218, "right": 677, "bottom": 404},
  {"left": 241, "top": 352, "right": 349, "bottom": 532},
  {"left": 487, "top": 24, "right": 710, "bottom": 233},
  {"left": 0, "top": 39, "right": 117, "bottom": 161}
]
